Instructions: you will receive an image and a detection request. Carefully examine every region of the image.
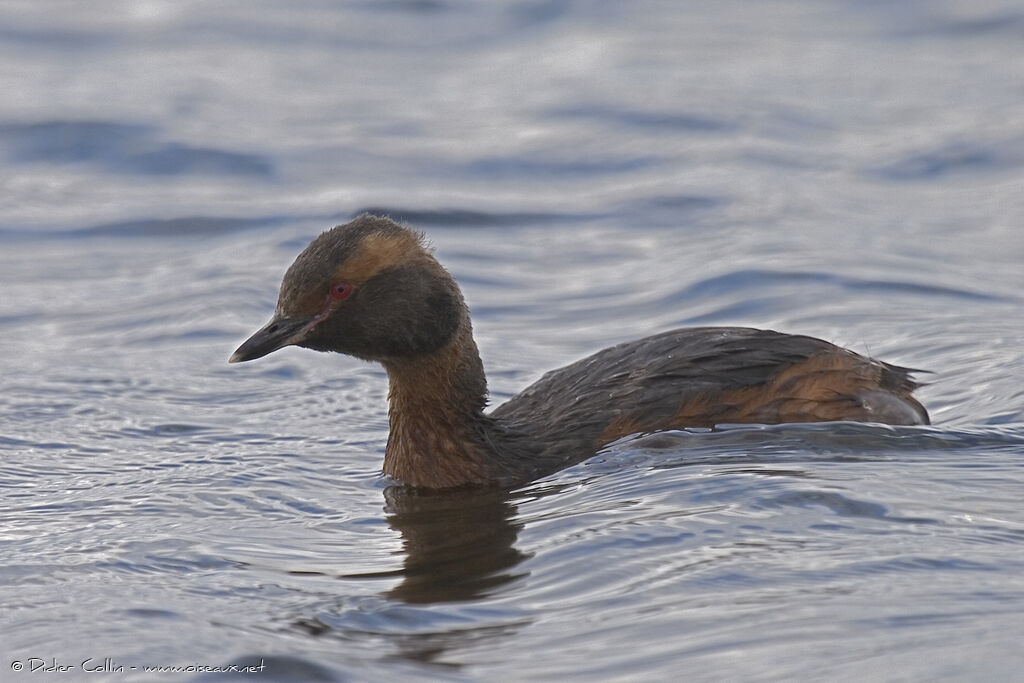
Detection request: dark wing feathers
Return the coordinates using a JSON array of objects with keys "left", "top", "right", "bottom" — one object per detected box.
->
[{"left": 491, "top": 327, "right": 924, "bottom": 452}]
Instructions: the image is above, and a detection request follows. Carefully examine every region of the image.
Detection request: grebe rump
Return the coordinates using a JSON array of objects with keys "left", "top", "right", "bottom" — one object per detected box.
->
[{"left": 230, "top": 215, "right": 929, "bottom": 488}]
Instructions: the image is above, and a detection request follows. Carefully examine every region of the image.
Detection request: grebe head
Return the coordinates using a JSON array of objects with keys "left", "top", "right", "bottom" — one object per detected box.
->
[{"left": 229, "top": 215, "right": 465, "bottom": 364}]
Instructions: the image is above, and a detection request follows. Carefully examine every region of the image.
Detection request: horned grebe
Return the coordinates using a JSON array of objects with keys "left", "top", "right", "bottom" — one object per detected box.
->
[{"left": 230, "top": 215, "right": 928, "bottom": 488}]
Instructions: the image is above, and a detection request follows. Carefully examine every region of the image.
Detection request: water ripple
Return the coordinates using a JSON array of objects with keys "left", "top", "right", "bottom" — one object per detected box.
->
[{"left": 0, "top": 120, "right": 274, "bottom": 177}]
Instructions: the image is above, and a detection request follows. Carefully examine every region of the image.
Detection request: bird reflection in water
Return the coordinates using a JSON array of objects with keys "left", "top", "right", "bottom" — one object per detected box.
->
[
  {"left": 379, "top": 484, "right": 532, "bottom": 604},
  {"left": 289, "top": 484, "right": 538, "bottom": 669}
]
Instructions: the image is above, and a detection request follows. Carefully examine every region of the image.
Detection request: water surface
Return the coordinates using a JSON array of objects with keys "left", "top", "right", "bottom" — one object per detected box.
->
[{"left": 2, "top": 2, "right": 1023, "bottom": 681}]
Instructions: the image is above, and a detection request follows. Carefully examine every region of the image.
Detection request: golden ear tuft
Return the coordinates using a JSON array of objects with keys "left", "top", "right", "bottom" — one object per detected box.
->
[{"left": 333, "top": 229, "right": 430, "bottom": 284}]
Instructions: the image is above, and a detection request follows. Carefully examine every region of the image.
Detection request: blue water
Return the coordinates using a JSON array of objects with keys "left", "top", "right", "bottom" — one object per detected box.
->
[{"left": 2, "top": 2, "right": 1024, "bottom": 681}]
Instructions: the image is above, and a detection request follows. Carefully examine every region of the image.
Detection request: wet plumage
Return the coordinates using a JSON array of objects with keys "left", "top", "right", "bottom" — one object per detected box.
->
[{"left": 231, "top": 215, "right": 928, "bottom": 488}]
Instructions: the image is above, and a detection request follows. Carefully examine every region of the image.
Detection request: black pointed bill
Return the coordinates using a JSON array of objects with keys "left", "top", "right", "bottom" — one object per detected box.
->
[{"left": 229, "top": 315, "right": 314, "bottom": 363}]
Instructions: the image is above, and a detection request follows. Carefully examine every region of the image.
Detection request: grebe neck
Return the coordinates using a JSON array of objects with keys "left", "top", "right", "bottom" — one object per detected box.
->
[{"left": 382, "top": 322, "right": 501, "bottom": 487}]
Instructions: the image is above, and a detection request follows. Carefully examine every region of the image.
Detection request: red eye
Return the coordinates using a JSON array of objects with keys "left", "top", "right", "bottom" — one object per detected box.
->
[{"left": 330, "top": 282, "right": 354, "bottom": 301}]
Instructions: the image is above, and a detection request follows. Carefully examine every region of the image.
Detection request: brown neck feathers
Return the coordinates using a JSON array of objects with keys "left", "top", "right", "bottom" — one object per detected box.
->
[{"left": 381, "top": 321, "right": 500, "bottom": 488}]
